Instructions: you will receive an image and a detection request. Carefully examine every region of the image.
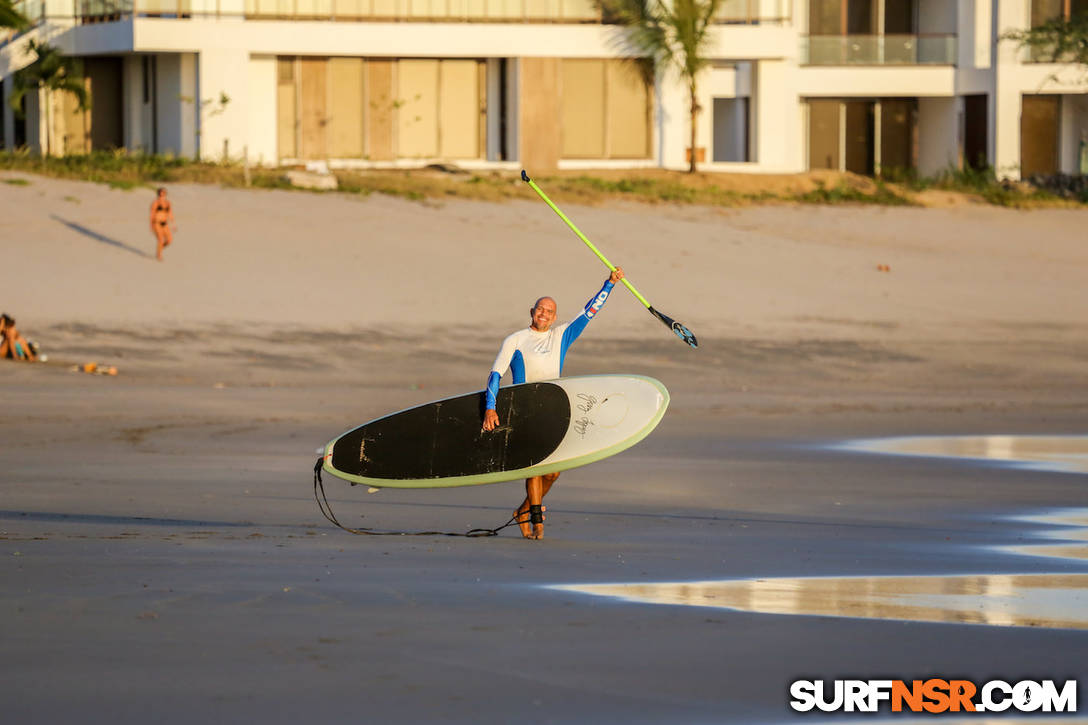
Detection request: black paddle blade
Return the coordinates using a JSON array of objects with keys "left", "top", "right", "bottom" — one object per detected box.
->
[{"left": 649, "top": 306, "right": 698, "bottom": 348}]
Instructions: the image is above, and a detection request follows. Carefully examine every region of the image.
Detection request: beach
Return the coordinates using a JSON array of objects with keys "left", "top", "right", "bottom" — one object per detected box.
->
[{"left": 2, "top": 171, "right": 1087, "bottom": 723}]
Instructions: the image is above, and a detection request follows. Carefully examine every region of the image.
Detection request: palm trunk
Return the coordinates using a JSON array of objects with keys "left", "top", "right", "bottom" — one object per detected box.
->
[
  {"left": 688, "top": 79, "right": 698, "bottom": 173},
  {"left": 43, "top": 87, "right": 51, "bottom": 157}
]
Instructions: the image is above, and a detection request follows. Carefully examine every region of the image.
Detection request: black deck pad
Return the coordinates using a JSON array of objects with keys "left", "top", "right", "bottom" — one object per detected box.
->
[{"left": 331, "top": 383, "right": 571, "bottom": 480}]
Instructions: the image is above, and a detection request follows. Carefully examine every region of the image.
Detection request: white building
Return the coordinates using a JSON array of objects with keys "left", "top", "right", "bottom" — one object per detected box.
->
[{"left": 1, "top": 0, "right": 1086, "bottom": 178}]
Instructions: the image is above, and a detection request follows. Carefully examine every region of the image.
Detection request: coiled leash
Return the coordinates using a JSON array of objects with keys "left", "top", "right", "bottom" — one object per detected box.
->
[{"left": 313, "top": 458, "right": 524, "bottom": 538}]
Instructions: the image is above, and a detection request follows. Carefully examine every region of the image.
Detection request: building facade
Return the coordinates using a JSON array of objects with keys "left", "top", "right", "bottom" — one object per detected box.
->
[{"left": 1, "top": 0, "right": 1086, "bottom": 178}]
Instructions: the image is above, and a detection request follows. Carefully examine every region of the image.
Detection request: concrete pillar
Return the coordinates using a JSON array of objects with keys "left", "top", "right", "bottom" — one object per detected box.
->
[
  {"left": 752, "top": 58, "right": 803, "bottom": 172},
  {"left": 1, "top": 77, "right": 13, "bottom": 150},
  {"left": 246, "top": 54, "right": 277, "bottom": 167},
  {"left": 917, "top": 96, "right": 960, "bottom": 175},
  {"left": 518, "top": 57, "right": 559, "bottom": 172},
  {"left": 657, "top": 65, "right": 687, "bottom": 169},
  {"left": 197, "top": 48, "right": 248, "bottom": 160},
  {"left": 121, "top": 55, "right": 143, "bottom": 151},
  {"left": 957, "top": 0, "right": 993, "bottom": 70},
  {"left": 994, "top": 0, "right": 1029, "bottom": 178}
]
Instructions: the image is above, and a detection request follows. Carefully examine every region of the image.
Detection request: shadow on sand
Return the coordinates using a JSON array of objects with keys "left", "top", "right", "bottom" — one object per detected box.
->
[
  {"left": 52, "top": 215, "right": 150, "bottom": 259},
  {"left": 0, "top": 510, "right": 251, "bottom": 528}
]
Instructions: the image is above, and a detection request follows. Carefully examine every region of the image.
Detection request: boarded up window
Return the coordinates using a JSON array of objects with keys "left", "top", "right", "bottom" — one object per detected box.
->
[
  {"left": 808, "top": 100, "right": 840, "bottom": 170},
  {"left": 519, "top": 58, "right": 561, "bottom": 171},
  {"left": 328, "top": 57, "right": 365, "bottom": 157},
  {"left": 560, "top": 59, "right": 650, "bottom": 159},
  {"left": 398, "top": 59, "right": 440, "bottom": 158},
  {"left": 299, "top": 58, "right": 328, "bottom": 159},
  {"left": 879, "top": 98, "right": 915, "bottom": 174},
  {"left": 277, "top": 58, "right": 297, "bottom": 159},
  {"left": 367, "top": 59, "right": 395, "bottom": 161},
  {"left": 561, "top": 60, "right": 606, "bottom": 158},
  {"left": 606, "top": 60, "right": 650, "bottom": 158},
  {"left": 279, "top": 56, "right": 486, "bottom": 161},
  {"left": 61, "top": 80, "right": 90, "bottom": 155},
  {"left": 1021, "top": 95, "right": 1059, "bottom": 176},
  {"left": 396, "top": 59, "right": 486, "bottom": 159},
  {"left": 844, "top": 100, "right": 874, "bottom": 175},
  {"left": 438, "top": 60, "right": 481, "bottom": 158}
]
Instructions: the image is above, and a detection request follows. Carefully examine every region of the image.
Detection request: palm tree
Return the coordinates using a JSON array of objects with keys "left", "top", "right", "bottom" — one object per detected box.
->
[
  {"left": 9, "top": 40, "right": 89, "bottom": 156},
  {"left": 597, "top": 0, "right": 724, "bottom": 172},
  {"left": 0, "top": 0, "right": 29, "bottom": 30}
]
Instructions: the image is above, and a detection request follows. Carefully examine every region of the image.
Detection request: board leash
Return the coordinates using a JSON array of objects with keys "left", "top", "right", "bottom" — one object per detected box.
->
[{"left": 313, "top": 458, "right": 522, "bottom": 538}]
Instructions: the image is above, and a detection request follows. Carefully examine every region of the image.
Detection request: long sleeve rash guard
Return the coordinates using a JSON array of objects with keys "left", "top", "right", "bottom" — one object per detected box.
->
[{"left": 484, "top": 278, "right": 615, "bottom": 411}]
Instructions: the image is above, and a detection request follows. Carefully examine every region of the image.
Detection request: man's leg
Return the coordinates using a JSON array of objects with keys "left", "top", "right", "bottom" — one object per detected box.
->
[{"left": 517, "top": 472, "right": 560, "bottom": 539}]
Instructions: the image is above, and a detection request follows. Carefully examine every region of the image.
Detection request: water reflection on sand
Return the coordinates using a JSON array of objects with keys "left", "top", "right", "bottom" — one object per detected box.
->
[
  {"left": 552, "top": 509, "right": 1088, "bottom": 630},
  {"left": 839, "top": 434, "right": 1088, "bottom": 475},
  {"left": 552, "top": 573, "right": 1088, "bottom": 629}
]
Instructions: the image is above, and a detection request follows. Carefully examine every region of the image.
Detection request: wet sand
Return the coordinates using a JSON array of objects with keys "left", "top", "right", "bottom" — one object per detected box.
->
[{"left": 2, "top": 174, "right": 1088, "bottom": 722}]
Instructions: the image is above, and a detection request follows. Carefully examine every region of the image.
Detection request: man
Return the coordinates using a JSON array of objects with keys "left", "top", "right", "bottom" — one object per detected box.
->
[
  {"left": 149, "top": 188, "right": 177, "bottom": 261},
  {"left": 482, "top": 267, "right": 625, "bottom": 539}
]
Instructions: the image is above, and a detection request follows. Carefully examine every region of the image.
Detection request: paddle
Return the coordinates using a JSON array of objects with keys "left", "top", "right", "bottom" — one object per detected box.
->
[{"left": 521, "top": 170, "right": 698, "bottom": 348}]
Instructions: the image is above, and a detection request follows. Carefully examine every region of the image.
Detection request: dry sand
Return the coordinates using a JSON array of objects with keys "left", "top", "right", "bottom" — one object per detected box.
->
[{"left": 1, "top": 171, "right": 1087, "bottom": 723}]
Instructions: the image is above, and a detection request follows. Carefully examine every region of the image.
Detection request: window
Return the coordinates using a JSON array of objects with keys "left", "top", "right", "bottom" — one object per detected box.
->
[{"left": 560, "top": 59, "right": 651, "bottom": 159}]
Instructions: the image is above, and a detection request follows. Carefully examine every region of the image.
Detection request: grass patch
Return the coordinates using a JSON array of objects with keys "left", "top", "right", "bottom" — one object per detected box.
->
[
  {"left": 795, "top": 180, "right": 915, "bottom": 206},
  {"left": 3, "top": 177, "right": 30, "bottom": 186},
  {"left": 904, "top": 164, "right": 1075, "bottom": 208},
  {"left": 1, "top": 149, "right": 1083, "bottom": 209}
]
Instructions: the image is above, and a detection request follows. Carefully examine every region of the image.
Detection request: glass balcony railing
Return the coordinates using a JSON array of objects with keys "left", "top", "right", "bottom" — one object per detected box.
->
[
  {"left": 5, "top": 0, "right": 793, "bottom": 25},
  {"left": 244, "top": 0, "right": 601, "bottom": 21},
  {"left": 75, "top": 0, "right": 196, "bottom": 21},
  {"left": 802, "top": 34, "right": 957, "bottom": 66},
  {"left": 714, "top": 0, "right": 792, "bottom": 24}
]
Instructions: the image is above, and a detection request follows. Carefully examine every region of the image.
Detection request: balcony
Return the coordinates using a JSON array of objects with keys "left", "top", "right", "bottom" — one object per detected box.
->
[
  {"left": 802, "top": 34, "right": 956, "bottom": 66},
  {"left": 714, "top": 0, "right": 792, "bottom": 24}
]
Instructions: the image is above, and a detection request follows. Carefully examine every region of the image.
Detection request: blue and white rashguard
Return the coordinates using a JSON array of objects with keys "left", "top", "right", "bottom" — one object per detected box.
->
[{"left": 484, "top": 279, "right": 616, "bottom": 411}]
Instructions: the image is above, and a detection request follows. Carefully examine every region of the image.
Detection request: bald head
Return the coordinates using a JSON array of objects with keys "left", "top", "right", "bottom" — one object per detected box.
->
[{"left": 529, "top": 296, "right": 557, "bottom": 332}]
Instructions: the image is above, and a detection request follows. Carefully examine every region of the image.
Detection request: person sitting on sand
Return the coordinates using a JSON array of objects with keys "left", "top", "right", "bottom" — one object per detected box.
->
[
  {"left": 150, "top": 187, "right": 177, "bottom": 261},
  {"left": 481, "top": 267, "right": 625, "bottom": 540},
  {"left": 0, "top": 314, "right": 38, "bottom": 361}
]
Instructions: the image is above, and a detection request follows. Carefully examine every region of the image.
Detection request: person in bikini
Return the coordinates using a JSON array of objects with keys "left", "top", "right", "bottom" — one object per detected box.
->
[
  {"left": 481, "top": 267, "right": 624, "bottom": 539},
  {"left": 150, "top": 188, "right": 177, "bottom": 261},
  {"left": 0, "top": 314, "right": 38, "bottom": 361}
]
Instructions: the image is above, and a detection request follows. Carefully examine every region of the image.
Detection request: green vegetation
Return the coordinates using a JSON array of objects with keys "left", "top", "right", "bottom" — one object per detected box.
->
[
  {"left": 900, "top": 164, "right": 1078, "bottom": 207},
  {"left": 595, "top": 0, "right": 723, "bottom": 173},
  {"left": 3, "top": 177, "right": 30, "bottom": 185},
  {"left": 9, "top": 41, "right": 89, "bottom": 157},
  {"left": 1003, "top": 13, "right": 1088, "bottom": 67},
  {"left": 796, "top": 181, "right": 915, "bottom": 206},
  {"left": 0, "top": 0, "right": 29, "bottom": 30},
  {"left": 0, "top": 149, "right": 1084, "bottom": 209}
]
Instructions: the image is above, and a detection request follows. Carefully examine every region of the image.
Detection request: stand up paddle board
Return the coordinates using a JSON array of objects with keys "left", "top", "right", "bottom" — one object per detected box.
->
[{"left": 321, "top": 374, "right": 669, "bottom": 489}]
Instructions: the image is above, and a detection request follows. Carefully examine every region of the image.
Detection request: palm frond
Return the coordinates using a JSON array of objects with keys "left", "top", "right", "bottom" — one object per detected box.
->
[
  {"left": 7, "top": 39, "right": 91, "bottom": 117},
  {"left": 0, "top": 0, "right": 29, "bottom": 30}
]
